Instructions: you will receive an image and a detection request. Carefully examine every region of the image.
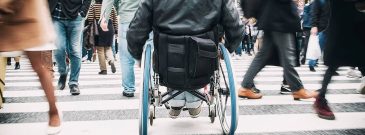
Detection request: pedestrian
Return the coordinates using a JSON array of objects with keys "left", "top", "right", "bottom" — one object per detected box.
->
[
  {"left": 0, "top": 0, "right": 61, "bottom": 134},
  {"left": 239, "top": 0, "right": 318, "bottom": 100},
  {"left": 300, "top": 0, "right": 314, "bottom": 65},
  {"left": 87, "top": 0, "right": 118, "bottom": 75},
  {"left": 48, "top": 0, "right": 92, "bottom": 95},
  {"left": 313, "top": 0, "right": 365, "bottom": 120},
  {"left": 126, "top": 0, "right": 243, "bottom": 118},
  {"left": 100, "top": 0, "right": 140, "bottom": 97}
]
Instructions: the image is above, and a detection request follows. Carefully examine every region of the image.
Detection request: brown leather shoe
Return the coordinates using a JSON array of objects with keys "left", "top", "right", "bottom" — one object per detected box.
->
[
  {"left": 292, "top": 88, "right": 318, "bottom": 100},
  {"left": 238, "top": 87, "right": 263, "bottom": 99}
]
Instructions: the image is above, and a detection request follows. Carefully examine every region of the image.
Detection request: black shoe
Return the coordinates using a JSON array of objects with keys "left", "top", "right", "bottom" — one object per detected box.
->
[
  {"left": 7, "top": 58, "right": 11, "bottom": 65},
  {"left": 252, "top": 87, "right": 261, "bottom": 93},
  {"left": 280, "top": 85, "right": 292, "bottom": 94},
  {"left": 109, "top": 61, "right": 116, "bottom": 73},
  {"left": 53, "top": 62, "right": 56, "bottom": 66},
  {"left": 57, "top": 74, "right": 67, "bottom": 90},
  {"left": 123, "top": 91, "right": 134, "bottom": 97},
  {"left": 300, "top": 58, "right": 306, "bottom": 65},
  {"left": 98, "top": 70, "right": 107, "bottom": 75},
  {"left": 70, "top": 85, "right": 80, "bottom": 95},
  {"left": 14, "top": 62, "right": 20, "bottom": 70},
  {"left": 309, "top": 66, "right": 316, "bottom": 72},
  {"left": 333, "top": 71, "right": 340, "bottom": 76}
]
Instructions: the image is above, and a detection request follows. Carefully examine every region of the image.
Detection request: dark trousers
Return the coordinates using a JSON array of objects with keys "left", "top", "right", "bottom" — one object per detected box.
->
[
  {"left": 241, "top": 31, "right": 304, "bottom": 91},
  {"left": 300, "top": 29, "right": 310, "bottom": 64}
]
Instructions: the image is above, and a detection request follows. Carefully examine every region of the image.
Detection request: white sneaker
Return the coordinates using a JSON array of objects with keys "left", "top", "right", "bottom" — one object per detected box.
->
[
  {"left": 347, "top": 69, "right": 362, "bottom": 78},
  {"left": 358, "top": 77, "right": 365, "bottom": 94}
]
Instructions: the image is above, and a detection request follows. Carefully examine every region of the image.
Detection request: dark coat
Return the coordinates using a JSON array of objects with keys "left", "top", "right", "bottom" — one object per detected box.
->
[
  {"left": 241, "top": 0, "right": 302, "bottom": 33},
  {"left": 323, "top": 0, "right": 365, "bottom": 67},
  {"left": 48, "top": 0, "right": 91, "bottom": 18},
  {"left": 127, "top": 0, "right": 244, "bottom": 60},
  {"left": 241, "top": 0, "right": 301, "bottom": 67}
]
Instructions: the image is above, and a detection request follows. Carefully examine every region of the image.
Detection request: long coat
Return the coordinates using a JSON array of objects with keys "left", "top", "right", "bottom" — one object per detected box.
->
[
  {"left": 0, "top": 0, "right": 55, "bottom": 51},
  {"left": 323, "top": 0, "right": 365, "bottom": 67}
]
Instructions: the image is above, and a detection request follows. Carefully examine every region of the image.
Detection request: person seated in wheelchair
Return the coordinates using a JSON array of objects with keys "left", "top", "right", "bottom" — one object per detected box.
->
[{"left": 126, "top": 0, "right": 244, "bottom": 118}]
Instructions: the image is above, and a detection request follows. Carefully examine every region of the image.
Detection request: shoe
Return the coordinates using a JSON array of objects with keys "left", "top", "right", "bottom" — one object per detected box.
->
[
  {"left": 47, "top": 111, "right": 62, "bottom": 135},
  {"left": 53, "top": 62, "right": 56, "bottom": 66},
  {"left": 309, "top": 66, "right": 316, "bottom": 72},
  {"left": 169, "top": 107, "right": 182, "bottom": 119},
  {"left": 280, "top": 85, "right": 292, "bottom": 94},
  {"left": 346, "top": 69, "right": 362, "bottom": 78},
  {"left": 333, "top": 71, "right": 340, "bottom": 76},
  {"left": 313, "top": 97, "right": 335, "bottom": 120},
  {"left": 69, "top": 85, "right": 80, "bottom": 95},
  {"left": 358, "top": 77, "right": 365, "bottom": 94},
  {"left": 122, "top": 91, "right": 134, "bottom": 97},
  {"left": 188, "top": 105, "right": 202, "bottom": 118},
  {"left": 14, "top": 62, "right": 20, "bottom": 70},
  {"left": 292, "top": 88, "right": 318, "bottom": 100},
  {"left": 109, "top": 61, "right": 116, "bottom": 73},
  {"left": 57, "top": 74, "right": 67, "bottom": 90},
  {"left": 98, "top": 70, "right": 107, "bottom": 75},
  {"left": 238, "top": 87, "right": 263, "bottom": 99}
]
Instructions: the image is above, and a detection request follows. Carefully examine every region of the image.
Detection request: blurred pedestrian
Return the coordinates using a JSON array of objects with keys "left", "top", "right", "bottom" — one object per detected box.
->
[
  {"left": 239, "top": 0, "right": 318, "bottom": 100},
  {"left": 100, "top": 0, "right": 140, "bottom": 97},
  {"left": 0, "top": 0, "right": 61, "bottom": 134},
  {"left": 48, "top": 0, "right": 92, "bottom": 95},
  {"left": 313, "top": 0, "right": 365, "bottom": 120},
  {"left": 87, "top": 0, "right": 118, "bottom": 75}
]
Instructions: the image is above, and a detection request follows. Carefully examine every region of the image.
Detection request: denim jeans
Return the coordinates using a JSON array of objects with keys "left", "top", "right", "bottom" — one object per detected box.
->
[
  {"left": 235, "top": 43, "right": 243, "bottom": 55},
  {"left": 309, "top": 32, "right": 326, "bottom": 67},
  {"left": 119, "top": 23, "right": 136, "bottom": 93},
  {"left": 53, "top": 16, "right": 84, "bottom": 86},
  {"left": 169, "top": 89, "right": 203, "bottom": 108},
  {"left": 82, "top": 47, "right": 93, "bottom": 61}
]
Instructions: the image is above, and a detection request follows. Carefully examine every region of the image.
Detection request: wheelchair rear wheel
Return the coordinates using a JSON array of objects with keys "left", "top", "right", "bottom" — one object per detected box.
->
[
  {"left": 215, "top": 44, "right": 238, "bottom": 135},
  {"left": 140, "top": 44, "right": 153, "bottom": 135}
]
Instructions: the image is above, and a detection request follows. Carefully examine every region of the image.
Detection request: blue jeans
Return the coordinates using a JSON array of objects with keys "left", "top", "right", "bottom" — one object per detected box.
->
[
  {"left": 53, "top": 16, "right": 84, "bottom": 86},
  {"left": 169, "top": 89, "right": 203, "bottom": 108},
  {"left": 119, "top": 23, "right": 136, "bottom": 93},
  {"left": 235, "top": 43, "right": 243, "bottom": 55},
  {"left": 309, "top": 32, "right": 326, "bottom": 67}
]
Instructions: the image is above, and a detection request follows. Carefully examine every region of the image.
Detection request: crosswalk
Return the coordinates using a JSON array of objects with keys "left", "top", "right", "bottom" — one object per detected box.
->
[{"left": 0, "top": 55, "right": 364, "bottom": 135}]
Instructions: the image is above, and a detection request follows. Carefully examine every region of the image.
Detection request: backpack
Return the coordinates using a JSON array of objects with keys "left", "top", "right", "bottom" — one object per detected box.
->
[{"left": 153, "top": 29, "right": 219, "bottom": 90}]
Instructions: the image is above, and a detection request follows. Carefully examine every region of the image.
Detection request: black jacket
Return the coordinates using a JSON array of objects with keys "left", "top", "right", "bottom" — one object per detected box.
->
[
  {"left": 127, "top": 0, "right": 244, "bottom": 60},
  {"left": 241, "top": 0, "right": 301, "bottom": 33},
  {"left": 311, "top": 0, "right": 330, "bottom": 32},
  {"left": 48, "top": 0, "right": 91, "bottom": 18}
]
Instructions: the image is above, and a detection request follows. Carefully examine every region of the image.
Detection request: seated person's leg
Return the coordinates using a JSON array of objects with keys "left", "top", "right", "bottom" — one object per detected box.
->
[
  {"left": 185, "top": 89, "right": 203, "bottom": 118},
  {"left": 168, "top": 89, "right": 186, "bottom": 119}
]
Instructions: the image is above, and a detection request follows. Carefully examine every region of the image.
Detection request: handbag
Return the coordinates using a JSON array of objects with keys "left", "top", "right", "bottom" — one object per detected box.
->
[
  {"left": 83, "top": 6, "right": 99, "bottom": 50},
  {"left": 306, "top": 35, "right": 321, "bottom": 60}
]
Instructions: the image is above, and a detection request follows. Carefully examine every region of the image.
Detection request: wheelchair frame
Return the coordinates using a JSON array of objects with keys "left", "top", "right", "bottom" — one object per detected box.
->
[{"left": 139, "top": 43, "right": 238, "bottom": 135}]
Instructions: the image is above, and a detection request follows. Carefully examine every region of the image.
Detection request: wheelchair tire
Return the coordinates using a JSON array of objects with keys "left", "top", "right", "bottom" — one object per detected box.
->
[
  {"left": 140, "top": 44, "right": 153, "bottom": 135},
  {"left": 216, "top": 44, "right": 238, "bottom": 135}
]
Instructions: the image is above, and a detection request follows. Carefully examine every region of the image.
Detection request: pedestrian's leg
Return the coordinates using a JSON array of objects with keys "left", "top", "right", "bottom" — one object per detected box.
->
[
  {"left": 168, "top": 89, "right": 185, "bottom": 118},
  {"left": 272, "top": 31, "right": 317, "bottom": 100},
  {"left": 26, "top": 51, "right": 60, "bottom": 127},
  {"left": 238, "top": 32, "right": 275, "bottom": 99},
  {"left": 67, "top": 16, "right": 84, "bottom": 86},
  {"left": 14, "top": 56, "right": 20, "bottom": 70},
  {"left": 318, "top": 66, "right": 339, "bottom": 98},
  {"left": 105, "top": 46, "right": 116, "bottom": 73},
  {"left": 41, "top": 51, "right": 54, "bottom": 78},
  {"left": 96, "top": 47, "right": 107, "bottom": 72},
  {"left": 314, "top": 65, "right": 339, "bottom": 120},
  {"left": 119, "top": 23, "right": 136, "bottom": 95},
  {"left": 53, "top": 20, "right": 68, "bottom": 90}
]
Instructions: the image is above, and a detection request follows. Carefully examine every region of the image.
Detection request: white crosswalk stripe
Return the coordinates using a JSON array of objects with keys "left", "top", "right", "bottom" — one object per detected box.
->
[{"left": 1, "top": 55, "right": 364, "bottom": 135}]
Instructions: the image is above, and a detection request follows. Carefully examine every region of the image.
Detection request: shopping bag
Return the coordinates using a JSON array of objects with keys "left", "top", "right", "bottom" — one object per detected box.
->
[{"left": 306, "top": 35, "right": 321, "bottom": 60}]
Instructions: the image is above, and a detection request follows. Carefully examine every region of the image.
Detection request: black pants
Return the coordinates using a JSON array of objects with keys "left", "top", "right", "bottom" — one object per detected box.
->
[{"left": 242, "top": 31, "right": 304, "bottom": 91}]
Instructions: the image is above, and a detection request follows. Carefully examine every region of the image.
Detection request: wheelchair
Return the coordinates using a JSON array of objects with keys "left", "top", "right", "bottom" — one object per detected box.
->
[{"left": 139, "top": 43, "right": 238, "bottom": 135}]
